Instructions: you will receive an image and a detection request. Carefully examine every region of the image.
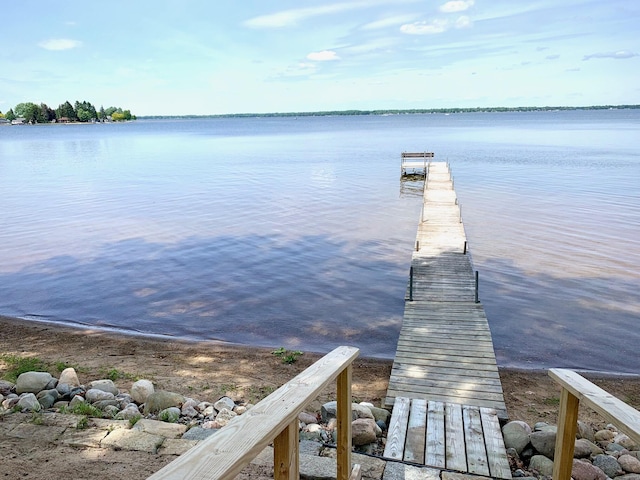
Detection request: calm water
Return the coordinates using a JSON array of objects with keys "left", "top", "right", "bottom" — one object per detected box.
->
[{"left": 1, "top": 110, "right": 639, "bottom": 373}]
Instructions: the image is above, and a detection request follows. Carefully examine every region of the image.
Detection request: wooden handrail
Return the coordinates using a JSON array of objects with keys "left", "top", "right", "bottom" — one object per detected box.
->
[
  {"left": 148, "top": 346, "right": 360, "bottom": 480},
  {"left": 549, "top": 368, "right": 640, "bottom": 480}
]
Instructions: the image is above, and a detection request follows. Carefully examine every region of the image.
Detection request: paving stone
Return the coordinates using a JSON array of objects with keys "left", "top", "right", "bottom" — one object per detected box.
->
[
  {"left": 442, "top": 472, "right": 492, "bottom": 480},
  {"left": 158, "top": 438, "right": 200, "bottom": 456},
  {"left": 132, "top": 418, "right": 187, "bottom": 439},
  {"left": 383, "top": 462, "right": 441, "bottom": 480},
  {"left": 101, "top": 428, "right": 165, "bottom": 453},
  {"left": 88, "top": 418, "right": 130, "bottom": 431},
  {"left": 323, "top": 449, "right": 387, "bottom": 479},
  {"left": 41, "top": 412, "right": 83, "bottom": 428},
  {"left": 182, "top": 426, "right": 220, "bottom": 441},
  {"left": 59, "top": 428, "right": 109, "bottom": 448},
  {"left": 6, "top": 424, "right": 67, "bottom": 443}
]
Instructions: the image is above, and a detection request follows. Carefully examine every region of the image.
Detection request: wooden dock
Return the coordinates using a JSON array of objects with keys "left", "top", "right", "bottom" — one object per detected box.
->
[
  {"left": 383, "top": 160, "right": 510, "bottom": 478},
  {"left": 401, "top": 152, "right": 434, "bottom": 176}
]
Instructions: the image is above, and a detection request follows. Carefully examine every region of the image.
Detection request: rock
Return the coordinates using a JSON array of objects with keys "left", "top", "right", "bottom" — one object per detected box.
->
[
  {"left": 182, "top": 427, "right": 219, "bottom": 440},
  {"left": 351, "top": 418, "right": 377, "bottom": 446},
  {"left": 608, "top": 442, "right": 628, "bottom": 453},
  {"left": 144, "top": 391, "right": 185, "bottom": 415},
  {"left": 201, "top": 405, "right": 216, "bottom": 417},
  {"left": 574, "top": 438, "right": 597, "bottom": 458},
  {"left": 69, "top": 395, "right": 86, "bottom": 408},
  {"left": 3, "top": 396, "right": 19, "bottom": 409},
  {"left": 233, "top": 405, "right": 247, "bottom": 415},
  {"left": 534, "top": 422, "right": 551, "bottom": 431},
  {"left": 363, "top": 404, "right": 390, "bottom": 423},
  {"left": 93, "top": 399, "right": 120, "bottom": 410},
  {"left": 503, "top": 421, "right": 532, "bottom": 455},
  {"left": 133, "top": 418, "right": 187, "bottom": 438},
  {"left": 17, "top": 393, "right": 41, "bottom": 411},
  {"left": 578, "top": 420, "right": 596, "bottom": 442},
  {"left": 159, "top": 407, "right": 181, "bottom": 423},
  {"left": 214, "top": 408, "right": 237, "bottom": 427},
  {"left": 116, "top": 393, "right": 134, "bottom": 409},
  {"left": 55, "top": 383, "right": 71, "bottom": 398},
  {"left": 572, "top": 459, "right": 609, "bottom": 480},
  {"left": 58, "top": 368, "right": 80, "bottom": 387},
  {"left": 0, "top": 380, "right": 15, "bottom": 396},
  {"left": 89, "top": 379, "right": 119, "bottom": 396},
  {"left": 529, "top": 454, "right": 554, "bottom": 476},
  {"left": 616, "top": 434, "right": 640, "bottom": 451},
  {"left": 131, "top": 379, "right": 154, "bottom": 404},
  {"left": 45, "top": 377, "right": 58, "bottom": 390},
  {"left": 181, "top": 399, "right": 199, "bottom": 418},
  {"left": 115, "top": 404, "right": 141, "bottom": 420},
  {"left": 376, "top": 419, "right": 387, "bottom": 431},
  {"left": 16, "top": 372, "right": 53, "bottom": 394},
  {"left": 85, "top": 389, "right": 116, "bottom": 403},
  {"left": 593, "top": 454, "right": 623, "bottom": 477},
  {"left": 530, "top": 429, "right": 556, "bottom": 458},
  {"left": 104, "top": 405, "right": 120, "bottom": 417},
  {"left": 101, "top": 429, "right": 164, "bottom": 453},
  {"left": 619, "top": 454, "right": 640, "bottom": 473},
  {"left": 595, "top": 429, "right": 616, "bottom": 443},
  {"left": 214, "top": 396, "right": 235, "bottom": 412},
  {"left": 37, "top": 393, "right": 58, "bottom": 409},
  {"left": 617, "top": 475, "right": 640, "bottom": 480},
  {"left": 299, "top": 412, "right": 318, "bottom": 424},
  {"left": 321, "top": 401, "right": 374, "bottom": 422}
]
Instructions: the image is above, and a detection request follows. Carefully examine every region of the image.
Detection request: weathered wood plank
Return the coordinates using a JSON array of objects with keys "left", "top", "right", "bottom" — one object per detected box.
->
[
  {"left": 404, "top": 399, "right": 427, "bottom": 464},
  {"left": 463, "top": 405, "right": 490, "bottom": 477},
  {"left": 425, "top": 401, "right": 446, "bottom": 468},
  {"left": 445, "top": 403, "right": 467, "bottom": 472},
  {"left": 481, "top": 407, "right": 513, "bottom": 479},
  {"left": 383, "top": 397, "right": 410, "bottom": 460}
]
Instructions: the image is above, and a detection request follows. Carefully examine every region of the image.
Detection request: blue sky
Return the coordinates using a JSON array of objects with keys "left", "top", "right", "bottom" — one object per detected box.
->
[{"left": 1, "top": 1, "right": 639, "bottom": 115}]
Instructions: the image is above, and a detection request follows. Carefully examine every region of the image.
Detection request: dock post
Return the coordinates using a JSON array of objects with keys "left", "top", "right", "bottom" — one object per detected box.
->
[
  {"left": 463, "top": 241, "right": 467, "bottom": 255},
  {"left": 409, "top": 266, "right": 414, "bottom": 301},
  {"left": 475, "top": 271, "right": 479, "bottom": 303},
  {"left": 416, "top": 241, "right": 420, "bottom": 252}
]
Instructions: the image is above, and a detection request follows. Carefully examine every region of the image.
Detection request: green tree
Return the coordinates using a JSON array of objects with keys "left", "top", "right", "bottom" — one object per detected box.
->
[
  {"left": 98, "top": 105, "right": 106, "bottom": 121},
  {"left": 56, "top": 101, "right": 76, "bottom": 120},
  {"left": 40, "top": 103, "right": 56, "bottom": 122},
  {"left": 5, "top": 108, "right": 16, "bottom": 121},
  {"left": 74, "top": 100, "right": 97, "bottom": 122},
  {"left": 15, "top": 102, "right": 44, "bottom": 123}
]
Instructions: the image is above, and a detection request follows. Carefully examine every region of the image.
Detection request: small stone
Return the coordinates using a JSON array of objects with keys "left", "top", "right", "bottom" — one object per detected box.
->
[
  {"left": 214, "top": 396, "right": 235, "bottom": 412},
  {"left": 376, "top": 419, "right": 387, "bottom": 431},
  {"left": 0, "top": 380, "right": 14, "bottom": 396},
  {"left": 534, "top": 422, "right": 551, "bottom": 431},
  {"left": 214, "top": 408, "right": 237, "bottom": 427},
  {"left": 593, "top": 454, "right": 623, "bottom": 477},
  {"left": 201, "top": 405, "right": 216, "bottom": 417},
  {"left": 37, "top": 393, "right": 58, "bottom": 409},
  {"left": 58, "top": 368, "right": 80, "bottom": 387},
  {"left": 233, "top": 405, "right": 247, "bottom": 415},
  {"left": 69, "top": 395, "right": 86, "bottom": 407},
  {"left": 89, "top": 379, "right": 118, "bottom": 396},
  {"left": 182, "top": 426, "right": 219, "bottom": 440},
  {"left": 351, "top": 404, "right": 375, "bottom": 420},
  {"left": 608, "top": 443, "right": 628, "bottom": 453},
  {"left": 159, "top": 407, "right": 181, "bottom": 423},
  {"left": 103, "top": 405, "right": 120, "bottom": 417},
  {"left": 578, "top": 420, "right": 595, "bottom": 442},
  {"left": 85, "top": 389, "right": 116, "bottom": 403},
  {"left": 56, "top": 383, "right": 72, "bottom": 398},
  {"left": 16, "top": 372, "right": 53, "bottom": 394},
  {"left": 619, "top": 454, "right": 640, "bottom": 473},
  {"left": 131, "top": 380, "right": 154, "bottom": 404},
  {"left": 182, "top": 400, "right": 199, "bottom": 418},
  {"left": 616, "top": 434, "right": 640, "bottom": 451},
  {"left": 93, "top": 399, "right": 120, "bottom": 410},
  {"left": 299, "top": 412, "right": 318, "bottom": 424},
  {"left": 574, "top": 438, "right": 597, "bottom": 458},
  {"left": 115, "top": 404, "right": 141, "bottom": 420},
  {"left": 116, "top": 393, "right": 134, "bottom": 409},
  {"left": 529, "top": 454, "right": 554, "bottom": 476}
]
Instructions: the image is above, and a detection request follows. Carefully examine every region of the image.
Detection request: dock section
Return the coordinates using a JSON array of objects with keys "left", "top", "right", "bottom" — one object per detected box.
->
[{"left": 385, "top": 162, "right": 507, "bottom": 419}]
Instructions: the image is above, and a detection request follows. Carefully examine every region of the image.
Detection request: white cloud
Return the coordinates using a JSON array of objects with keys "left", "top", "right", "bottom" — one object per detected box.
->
[
  {"left": 582, "top": 51, "right": 638, "bottom": 60},
  {"left": 307, "top": 50, "right": 340, "bottom": 61},
  {"left": 244, "top": 2, "right": 366, "bottom": 28},
  {"left": 361, "top": 14, "right": 420, "bottom": 30},
  {"left": 38, "top": 38, "right": 82, "bottom": 51},
  {"left": 439, "top": 0, "right": 475, "bottom": 13},
  {"left": 401, "top": 19, "right": 449, "bottom": 35},
  {"left": 400, "top": 16, "right": 471, "bottom": 35}
]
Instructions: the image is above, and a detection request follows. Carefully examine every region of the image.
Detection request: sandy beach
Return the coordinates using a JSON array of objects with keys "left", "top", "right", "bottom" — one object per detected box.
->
[{"left": 2, "top": 314, "right": 640, "bottom": 478}]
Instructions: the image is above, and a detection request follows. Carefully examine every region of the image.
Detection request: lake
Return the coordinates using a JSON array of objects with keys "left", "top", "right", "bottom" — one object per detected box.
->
[{"left": 1, "top": 110, "right": 639, "bottom": 373}]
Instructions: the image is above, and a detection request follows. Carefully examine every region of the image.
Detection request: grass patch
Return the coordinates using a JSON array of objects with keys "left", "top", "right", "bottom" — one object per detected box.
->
[
  {"left": 244, "top": 385, "right": 277, "bottom": 404},
  {"left": 100, "top": 367, "right": 138, "bottom": 382},
  {"left": 0, "top": 354, "right": 49, "bottom": 383},
  {"left": 271, "top": 347, "right": 303, "bottom": 365},
  {"left": 65, "top": 402, "right": 103, "bottom": 418},
  {"left": 542, "top": 396, "right": 560, "bottom": 406}
]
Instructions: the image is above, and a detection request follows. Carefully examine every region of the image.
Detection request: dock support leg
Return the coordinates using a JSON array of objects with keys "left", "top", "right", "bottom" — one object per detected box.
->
[
  {"left": 409, "top": 266, "right": 414, "bottom": 301},
  {"left": 475, "top": 271, "right": 479, "bottom": 303}
]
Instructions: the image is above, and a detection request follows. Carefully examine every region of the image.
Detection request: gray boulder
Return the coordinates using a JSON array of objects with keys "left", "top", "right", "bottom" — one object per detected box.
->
[
  {"left": 214, "top": 396, "right": 235, "bottom": 412},
  {"left": 616, "top": 434, "right": 640, "bottom": 451},
  {"left": 321, "top": 401, "right": 374, "bottom": 422},
  {"left": 17, "top": 393, "right": 41, "bottom": 411},
  {"left": 88, "top": 379, "right": 119, "bottom": 395},
  {"left": 593, "top": 454, "right": 623, "bottom": 477},
  {"left": 85, "top": 389, "right": 116, "bottom": 403},
  {"left": 530, "top": 429, "right": 557, "bottom": 459},
  {"left": 595, "top": 429, "right": 616, "bottom": 443},
  {"left": 578, "top": 420, "right": 595, "bottom": 442},
  {"left": 0, "top": 380, "right": 14, "bottom": 396},
  {"left": 144, "top": 391, "right": 185, "bottom": 414},
  {"left": 529, "top": 454, "right": 554, "bottom": 476},
  {"left": 574, "top": 438, "right": 598, "bottom": 458},
  {"left": 16, "top": 372, "right": 53, "bottom": 394},
  {"left": 503, "top": 421, "right": 532, "bottom": 455}
]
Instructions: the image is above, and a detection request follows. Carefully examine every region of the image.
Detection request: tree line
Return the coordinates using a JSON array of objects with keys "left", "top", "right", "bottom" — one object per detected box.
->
[{"left": 0, "top": 100, "right": 135, "bottom": 123}]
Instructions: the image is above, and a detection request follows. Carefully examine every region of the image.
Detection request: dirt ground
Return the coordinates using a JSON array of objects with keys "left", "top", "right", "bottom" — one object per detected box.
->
[{"left": 2, "top": 315, "right": 640, "bottom": 478}]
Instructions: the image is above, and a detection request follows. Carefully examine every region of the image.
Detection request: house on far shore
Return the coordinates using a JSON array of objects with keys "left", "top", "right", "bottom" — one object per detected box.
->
[
  {"left": 57, "top": 117, "right": 70, "bottom": 123},
  {"left": 0, "top": 118, "right": 9, "bottom": 125},
  {"left": 11, "top": 117, "right": 26, "bottom": 125}
]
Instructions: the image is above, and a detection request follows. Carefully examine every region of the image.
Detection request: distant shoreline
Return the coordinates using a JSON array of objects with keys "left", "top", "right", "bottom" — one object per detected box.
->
[{"left": 138, "top": 104, "right": 640, "bottom": 120}]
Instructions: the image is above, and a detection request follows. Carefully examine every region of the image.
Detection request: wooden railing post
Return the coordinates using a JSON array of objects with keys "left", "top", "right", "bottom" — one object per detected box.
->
[
  {"left": 274, "top": 421, "right": 299, "bottom": 480},
  {"left": 552, "top": 387, "right": 580, "bottom": 480},
  {"left": 337, "top": 364, "right": 353, "bottom": 480}
]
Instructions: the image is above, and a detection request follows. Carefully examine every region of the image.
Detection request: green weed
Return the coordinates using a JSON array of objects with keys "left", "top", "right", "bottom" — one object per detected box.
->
[
  {"left": 0, "top": 354, "right": 48, "bottom": 382},
  {"left": 271, "top": 347, "right": 303, "bottom": 365}
]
